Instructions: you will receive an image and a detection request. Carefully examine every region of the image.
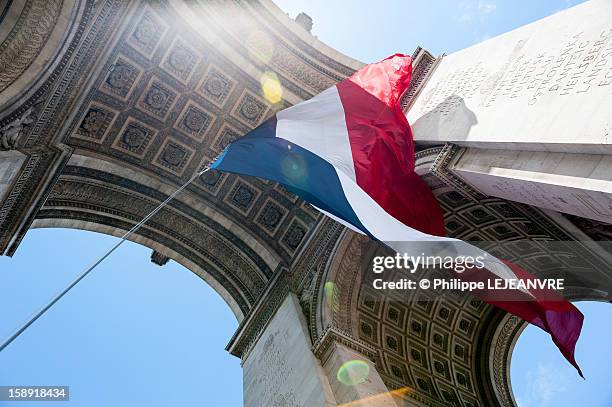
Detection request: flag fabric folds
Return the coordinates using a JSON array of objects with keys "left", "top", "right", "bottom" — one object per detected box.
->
[{"left": 211, "top": 54, "right": 583, "bottom": 376}]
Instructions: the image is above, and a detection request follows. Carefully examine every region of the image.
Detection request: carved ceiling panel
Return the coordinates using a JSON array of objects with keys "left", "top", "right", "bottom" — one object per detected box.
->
[
  {"left": 58, "top": 2, "right": 339, "bottom": 265},
  {"left": 318, "top": 152, "right": 610, "bottom": 406},
  {"left": 0, "top": 0, "right": 361, "bottom": 315}
]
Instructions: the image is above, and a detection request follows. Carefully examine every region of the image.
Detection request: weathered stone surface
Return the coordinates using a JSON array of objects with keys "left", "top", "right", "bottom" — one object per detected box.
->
[
  {"left": 449, "top": 148, "right": 612, "bottom": 223},
  {"left": 408, "top": 0, "right": 612, "bottom": 154},
  {"left": 0, "top": 151, "right": 25, "bottom": 201},
  {"left": 242, "top": 294, "right": 335, "bottom": 407}
]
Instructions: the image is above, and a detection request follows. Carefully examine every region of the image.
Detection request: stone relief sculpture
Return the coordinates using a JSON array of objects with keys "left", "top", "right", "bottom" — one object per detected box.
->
[
  {"left": 0, "top": 1, "right": 610, "bottom": 406},
  {"left": 0, "top": 107, "right": 34, "bottom": 151}
]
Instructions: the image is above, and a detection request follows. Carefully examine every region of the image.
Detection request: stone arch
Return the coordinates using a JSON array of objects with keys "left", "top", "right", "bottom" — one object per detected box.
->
[
  {"left": 317, "top": 231, "right": 499, "bottom": 407},
  {"left": 0, "top": 0, "right": 87, "bottom": 115},
  {"left": 2, "top": 2, "right": 610, "bottom": 406},
  {"left": 310, "top": 147, "right": 612, "bottom": 407},
  {"left": 31, "top": 153, "right": 289, "bottom": 320},
  {"left": 1, "top": 0, "right": 366, "bottom": 327}
]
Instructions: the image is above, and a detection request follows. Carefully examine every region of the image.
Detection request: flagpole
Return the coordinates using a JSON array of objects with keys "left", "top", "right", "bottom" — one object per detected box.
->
[{"left": 0, "top": 167, "right": 211, "bottom": 354}]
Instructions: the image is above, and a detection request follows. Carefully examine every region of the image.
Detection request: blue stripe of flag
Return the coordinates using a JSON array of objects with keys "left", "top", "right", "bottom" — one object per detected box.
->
[{"left": 211, "top": 117, "right": 368, "bottom": 236}]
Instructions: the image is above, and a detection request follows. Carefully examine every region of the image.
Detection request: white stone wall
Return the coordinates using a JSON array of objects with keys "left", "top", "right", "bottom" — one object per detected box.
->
[
  {"left": 408, "top": 0, "right": 612, "bottom": 154},
  {"left": 242, "top": 294, "right": 336, "bottom": 407},
  {"left": 320, "top": 343, "right": 399, "bottom": 407},
  {"left": 449, "top": 148, "right": 612, "bottom": 223}
]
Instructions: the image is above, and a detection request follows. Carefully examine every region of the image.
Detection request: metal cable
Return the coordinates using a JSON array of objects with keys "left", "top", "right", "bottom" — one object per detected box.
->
[{"left": 0, "top": 167, "right": 210, "bottom": 353}]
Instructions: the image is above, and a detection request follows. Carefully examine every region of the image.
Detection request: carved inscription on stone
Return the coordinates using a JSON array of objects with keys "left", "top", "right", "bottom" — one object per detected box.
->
[
  {"left": 243, "top": 295, "right": 331, "bottom": 407},
  {"left": 252, "top": 329, "right": 295, "bottom": 404},
  {"left": 456, "top": 170, "right": 612, "bottom": 223},
  {"left": 419, "top": 29, "right": 612, "bottom": 118},
  {"left": 409, "top": 2, "right": 612, "bottom": 148}
]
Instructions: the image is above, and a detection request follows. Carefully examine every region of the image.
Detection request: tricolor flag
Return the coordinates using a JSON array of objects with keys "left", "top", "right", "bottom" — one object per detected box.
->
[{"left": 212, "top": 54, "right": 584, "bottom": 376}]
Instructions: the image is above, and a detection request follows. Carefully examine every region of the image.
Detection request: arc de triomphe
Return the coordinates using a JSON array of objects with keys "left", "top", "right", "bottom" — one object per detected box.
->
[{"left": 1, "top": 1, "right": 611, "bottom": 406}]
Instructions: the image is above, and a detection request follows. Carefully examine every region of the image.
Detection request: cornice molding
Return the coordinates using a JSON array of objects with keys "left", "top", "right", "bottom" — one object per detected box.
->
[
  {"left": 401, "top": 47, "right": 443, "bottom": 113},
  {"left": 311, "top": 326, "right": 377, "bottom": 365},
  {"left": 430, "top": 143, "right": 486, "bottom": 201},
  {"left": 226, "top": 266, "right": 290, "bottom": 361}
]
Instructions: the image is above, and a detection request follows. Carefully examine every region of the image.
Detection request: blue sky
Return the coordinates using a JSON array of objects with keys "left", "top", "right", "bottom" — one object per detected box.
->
[
  {"left": 274, "top": 0, "right": 589, "bottom": 61},
  {"left": 1, "top": 1, "right": 610, "bottom": 406},
  {"left": 0, "top": 229, "right": 241, "bottom": 406},
  {"left": 511, "top": 301, "right": 612, "bottom": 407}
]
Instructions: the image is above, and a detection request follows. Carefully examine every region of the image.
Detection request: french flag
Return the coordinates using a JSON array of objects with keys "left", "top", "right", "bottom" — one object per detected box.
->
[{"left": 212, "top": 54, "right": 584, "bottom": 376}]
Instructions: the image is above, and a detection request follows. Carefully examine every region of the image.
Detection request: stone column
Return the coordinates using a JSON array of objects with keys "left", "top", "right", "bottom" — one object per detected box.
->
[
  {"left": 313, "top": 329, "right": 408, "bottom": 407},
  {"left": 226, "top": 272, "right": 414, "bottom": 407},
  {"left": 227, "top": 272, "right": 337, "bottom": 407},
  {"left": 243, "top": 293, "right": 336, "bottom": 407}
]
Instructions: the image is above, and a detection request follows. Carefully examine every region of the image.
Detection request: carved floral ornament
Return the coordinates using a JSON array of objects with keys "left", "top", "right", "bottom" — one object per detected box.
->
[
  {"left": 80, "top": 109, "right": 106, "bottom": 135},
  {"left": 107, "top": 63, "right": 136, "bottom": 92}
]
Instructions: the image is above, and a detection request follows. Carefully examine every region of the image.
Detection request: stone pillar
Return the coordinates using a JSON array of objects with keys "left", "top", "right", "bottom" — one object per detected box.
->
[
  {"left": 226, "top": 272, "right": 413, "bottom": 407},
  {"left": 405, "top": 0, "right": 612, "bottom": 222},
  {"left": 313, "top": 329, "right": 405, "bottom": 407},
  {"left": 243, "top": 293, "right": 336, "bottom": 407},
  {"left": 227, "top": 273, "right": 337, "bottom": 407},
  {"left": 446, "top": 146, "right": 612, "bottom": 223}
]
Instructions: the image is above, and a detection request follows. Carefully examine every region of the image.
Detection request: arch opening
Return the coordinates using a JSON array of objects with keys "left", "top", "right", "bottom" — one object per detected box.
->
[
  {"left": 31, "top": 219, "right": 246, "bottom": 321},
  {"left": 31, "top": 152, "right": 295, "bottom": 321},
  {"left": 510, "top": 301, "right": 612, "bottom": 407},
  {"left": 0, "top": 227, "right": 243, "bottom": 406}
]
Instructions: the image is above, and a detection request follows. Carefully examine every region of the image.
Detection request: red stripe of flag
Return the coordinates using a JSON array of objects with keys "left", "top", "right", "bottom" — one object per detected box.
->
[
  {"left": 336, "top": 54, "right": 584, "bottom": 376},
  {"left": 336, "top": 54, "right": 446, "bottom": 237}
]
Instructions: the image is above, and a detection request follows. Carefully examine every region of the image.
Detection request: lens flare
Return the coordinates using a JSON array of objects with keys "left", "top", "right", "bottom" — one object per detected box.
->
[
  {"left": 337, "top": 359, "right": 370, "bottom": 386},
  {"left": 324, "top": 281, "right": 335, "bottom": 298},
  {"left": 280, "top": 153, "right": 307, "bottom": 185},
  {"left": 261, "top": 71, "right": 283, "bottom": 104}
]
